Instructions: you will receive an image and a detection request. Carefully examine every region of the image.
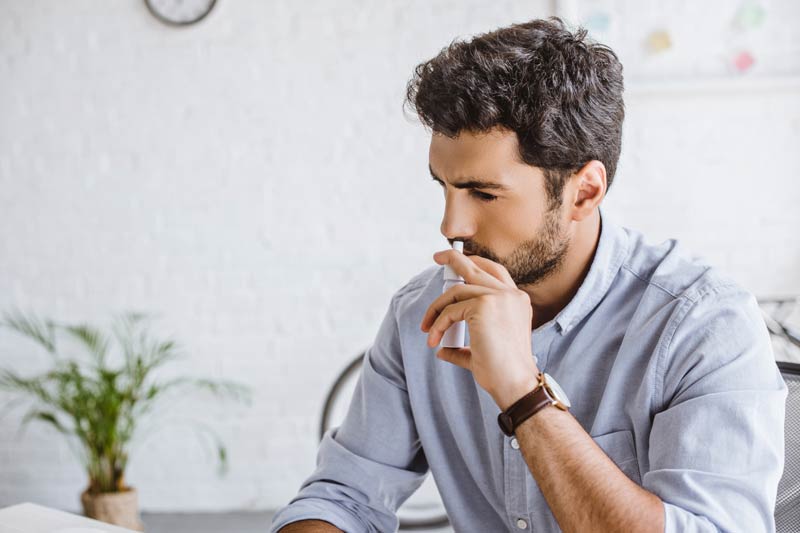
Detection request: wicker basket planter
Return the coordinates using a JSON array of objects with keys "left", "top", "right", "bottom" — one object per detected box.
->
[{"left": 81, "top": 487, "right": 144, "bottom": 531}]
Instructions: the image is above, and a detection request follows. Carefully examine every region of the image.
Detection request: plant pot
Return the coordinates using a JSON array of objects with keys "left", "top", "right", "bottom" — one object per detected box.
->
[{"left": 80, "top": 487, "right": 144, "bottom": 531}]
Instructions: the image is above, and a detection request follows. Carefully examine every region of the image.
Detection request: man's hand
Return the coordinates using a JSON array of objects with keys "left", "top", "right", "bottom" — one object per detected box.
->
[{"left": 420, "top": 249, "right": 539, "bottom": 410}]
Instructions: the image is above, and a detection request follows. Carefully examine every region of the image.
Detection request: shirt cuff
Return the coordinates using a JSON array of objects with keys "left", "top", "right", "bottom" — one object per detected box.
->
[{"left": 269, "top": 497, "right": 370, "bottom": 533}]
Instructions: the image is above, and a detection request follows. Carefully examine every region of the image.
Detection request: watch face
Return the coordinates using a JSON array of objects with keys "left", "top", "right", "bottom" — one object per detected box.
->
[{"left": 544, "top": 373, "right": 571, "bottom": 408}]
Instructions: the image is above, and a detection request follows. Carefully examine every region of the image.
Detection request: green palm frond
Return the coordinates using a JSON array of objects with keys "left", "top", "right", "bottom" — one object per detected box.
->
[
  {"left": 143, "top": 338, "right": 180, "bottom": 372},
  {"left": 0, "top": 368, "right": 56, "bottom": 405},
  {"left": 110, "top": 311, "right": 149, "bottom": 363},
  {"left": 1, "top": 311, "right": 57, "bottom": 354},
  {"left": 62, "top": 324, "right": 109, "bottom": 367},
  {"left": 20, "top": 409, "right": 71, "bottom": 435}
]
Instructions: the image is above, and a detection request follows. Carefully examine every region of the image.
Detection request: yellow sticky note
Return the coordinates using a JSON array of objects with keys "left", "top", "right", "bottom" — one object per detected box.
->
[{"left": 646, "top": 30, "right": 672, "bottom": 54}]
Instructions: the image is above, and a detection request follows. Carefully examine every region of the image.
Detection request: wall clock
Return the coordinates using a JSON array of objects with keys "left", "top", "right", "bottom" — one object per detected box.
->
[{"left": 145, "top": 0, "right": 217, "bottom": 27}]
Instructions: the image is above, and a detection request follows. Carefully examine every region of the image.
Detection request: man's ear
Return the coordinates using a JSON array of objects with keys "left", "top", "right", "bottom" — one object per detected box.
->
[{"left": 567, "top": 160, "right": 607, "bottom": 221}]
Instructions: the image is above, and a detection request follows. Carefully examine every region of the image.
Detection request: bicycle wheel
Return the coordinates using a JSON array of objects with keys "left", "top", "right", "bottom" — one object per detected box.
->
[{"left": 319, "top": 349, "right": 450, "bottom": 530}]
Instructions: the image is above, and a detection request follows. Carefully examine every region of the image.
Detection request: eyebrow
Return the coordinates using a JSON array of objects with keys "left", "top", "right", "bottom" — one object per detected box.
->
[{"left": 428, "top": 164, "right": 510, "bottom": 191}]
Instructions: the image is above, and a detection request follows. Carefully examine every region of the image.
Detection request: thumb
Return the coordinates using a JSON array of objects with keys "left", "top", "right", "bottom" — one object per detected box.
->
[{"left": 436, "top": 346, "right": 472, "bottom": 370}]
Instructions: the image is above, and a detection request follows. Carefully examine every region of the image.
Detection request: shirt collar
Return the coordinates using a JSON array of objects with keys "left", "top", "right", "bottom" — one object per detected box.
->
[{"left": 551, "top": 206, "right": 630, "bottom": 336}]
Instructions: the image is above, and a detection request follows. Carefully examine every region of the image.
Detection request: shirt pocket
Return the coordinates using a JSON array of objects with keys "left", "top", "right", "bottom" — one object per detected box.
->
[{"left": 591, "top": 429, "right": 642, "bottom": 485}]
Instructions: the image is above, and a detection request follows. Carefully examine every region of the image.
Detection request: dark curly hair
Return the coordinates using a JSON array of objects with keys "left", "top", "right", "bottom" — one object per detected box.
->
[{"left": 404, "top": 17, "right": 624, "bottom": 210}]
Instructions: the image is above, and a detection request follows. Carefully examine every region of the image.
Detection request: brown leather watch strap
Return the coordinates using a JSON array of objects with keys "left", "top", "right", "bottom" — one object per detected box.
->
[{"left": 497, "top": 375, "right": 554, "bottom": 436}]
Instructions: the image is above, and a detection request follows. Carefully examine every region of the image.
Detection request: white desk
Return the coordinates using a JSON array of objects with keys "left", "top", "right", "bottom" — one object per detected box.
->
[{"left": 0, "top": 503, "right": 137, "bottom": 533}]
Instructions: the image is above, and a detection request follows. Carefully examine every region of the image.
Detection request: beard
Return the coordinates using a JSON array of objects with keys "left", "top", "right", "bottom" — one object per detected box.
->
[{"left": 461, "top": 207, "right": 570, "bottom": 287}]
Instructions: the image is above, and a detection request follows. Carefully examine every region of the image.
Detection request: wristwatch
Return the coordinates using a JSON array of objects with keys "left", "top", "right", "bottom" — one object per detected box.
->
[{"left": 497, "top": 372, "right": 571, "bottom": 436}]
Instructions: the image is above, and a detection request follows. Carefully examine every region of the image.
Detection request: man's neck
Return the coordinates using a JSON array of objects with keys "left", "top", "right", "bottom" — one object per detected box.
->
[{"left": 521, "top": 209, "right": 602, "bottom": 330}]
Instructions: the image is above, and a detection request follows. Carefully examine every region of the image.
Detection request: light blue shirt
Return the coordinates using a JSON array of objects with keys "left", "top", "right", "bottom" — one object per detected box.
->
[{"left": 271, "top": 208, "right": 787, "bottom": 532}]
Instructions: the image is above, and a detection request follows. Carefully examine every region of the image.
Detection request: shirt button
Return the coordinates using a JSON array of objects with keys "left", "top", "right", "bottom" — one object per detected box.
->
[
  {"left": 510, "top": 437, "right": 520, "bottom": 450},
  {"left": 516, "top": 518, "right": 528, "bottom": 529}
]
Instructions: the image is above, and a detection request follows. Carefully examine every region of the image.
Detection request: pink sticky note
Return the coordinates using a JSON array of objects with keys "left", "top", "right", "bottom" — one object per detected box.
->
[{"left": 733, "top": 51, "right": 755, "bottom": 72}]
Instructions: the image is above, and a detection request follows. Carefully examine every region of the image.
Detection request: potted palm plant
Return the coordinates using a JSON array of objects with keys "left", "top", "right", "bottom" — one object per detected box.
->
[{"left": 0, "top": 311, "right": 250, "bottom": 530}]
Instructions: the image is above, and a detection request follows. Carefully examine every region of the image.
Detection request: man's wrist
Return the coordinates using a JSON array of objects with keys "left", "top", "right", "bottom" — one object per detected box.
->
[
  {"left": 515, "top": 396, "right": 569, "bottom": 433},
  {"left": 494, "top": 372, "right": 540, "bottom": 411}
]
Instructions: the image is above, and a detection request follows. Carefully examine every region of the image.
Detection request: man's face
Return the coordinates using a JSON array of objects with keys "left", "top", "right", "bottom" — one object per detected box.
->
[{"left": 428, "top": 127, "right": 571, "bottom": 287}]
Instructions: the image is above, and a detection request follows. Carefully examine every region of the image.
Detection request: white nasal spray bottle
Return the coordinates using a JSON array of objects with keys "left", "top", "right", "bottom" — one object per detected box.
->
[{"left": 441, "top": 240, "right": 467, "bottom": 348}]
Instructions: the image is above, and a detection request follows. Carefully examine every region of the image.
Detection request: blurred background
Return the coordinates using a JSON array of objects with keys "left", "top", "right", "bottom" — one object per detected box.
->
[{"left": 1, "top": 0, "right": 799, "bottom": 531}]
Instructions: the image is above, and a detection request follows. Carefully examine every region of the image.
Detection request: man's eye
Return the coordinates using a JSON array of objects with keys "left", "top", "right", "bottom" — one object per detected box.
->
[
  {"left": 431, "top": 178, "right": 497, "bottom": 202},
  {"left": 470, "top": 190, "right": 498, "bottom": 202}
]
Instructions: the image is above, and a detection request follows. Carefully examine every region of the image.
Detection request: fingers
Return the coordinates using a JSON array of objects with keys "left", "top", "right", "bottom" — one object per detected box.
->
[
  {"left": 434, "top": 249, "right": 508, "bottom": 290},
  {"left": 436, "top": 346, "right": 472, "bottom": 370},
  {"left": 466, "top": 255, "right": 515, "bottom": 287},
  {"left": 427, "top": 299, "right": 472, "bottom": 347},
  {"left": 420, "top": 283, "right": 492, "bottom": 332}
]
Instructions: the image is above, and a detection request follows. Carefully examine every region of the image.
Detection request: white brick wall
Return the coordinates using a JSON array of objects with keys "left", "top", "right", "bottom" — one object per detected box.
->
[{"left": 0, "top": 0, "right": 798, "bottom": 514}]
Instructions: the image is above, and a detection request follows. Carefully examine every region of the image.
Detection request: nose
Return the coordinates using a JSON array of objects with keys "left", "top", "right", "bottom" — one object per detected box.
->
[{"left": 440, "top": 193, "right": 477, "bottom": 241}]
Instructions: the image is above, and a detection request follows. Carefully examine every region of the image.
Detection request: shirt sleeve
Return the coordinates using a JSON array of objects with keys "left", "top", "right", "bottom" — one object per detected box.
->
[
  {"left": 643, "top": 285, "right": 787, "bottom": 532},
  {"left": 269, "top": 291, "right": 429, "bottom": 533}
]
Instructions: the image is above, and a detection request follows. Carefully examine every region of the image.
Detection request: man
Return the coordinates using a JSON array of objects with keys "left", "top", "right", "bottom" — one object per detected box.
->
[{"left": 271, "top": 18, "right": 786, "bottom": 532}]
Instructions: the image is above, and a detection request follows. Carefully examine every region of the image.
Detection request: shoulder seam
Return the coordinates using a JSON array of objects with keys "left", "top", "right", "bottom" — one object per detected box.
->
[
  {"left": 620, "top": 263, "right": 680, "bottom": 298},
  {"left": 654, "top": 281, "right": 743, "bottom": 409}
]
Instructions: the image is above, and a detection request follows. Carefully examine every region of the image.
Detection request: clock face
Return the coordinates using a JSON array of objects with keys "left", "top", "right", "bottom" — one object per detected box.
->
[{"left": 145, "top": 0, "right": 217, "bottom": 26}]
